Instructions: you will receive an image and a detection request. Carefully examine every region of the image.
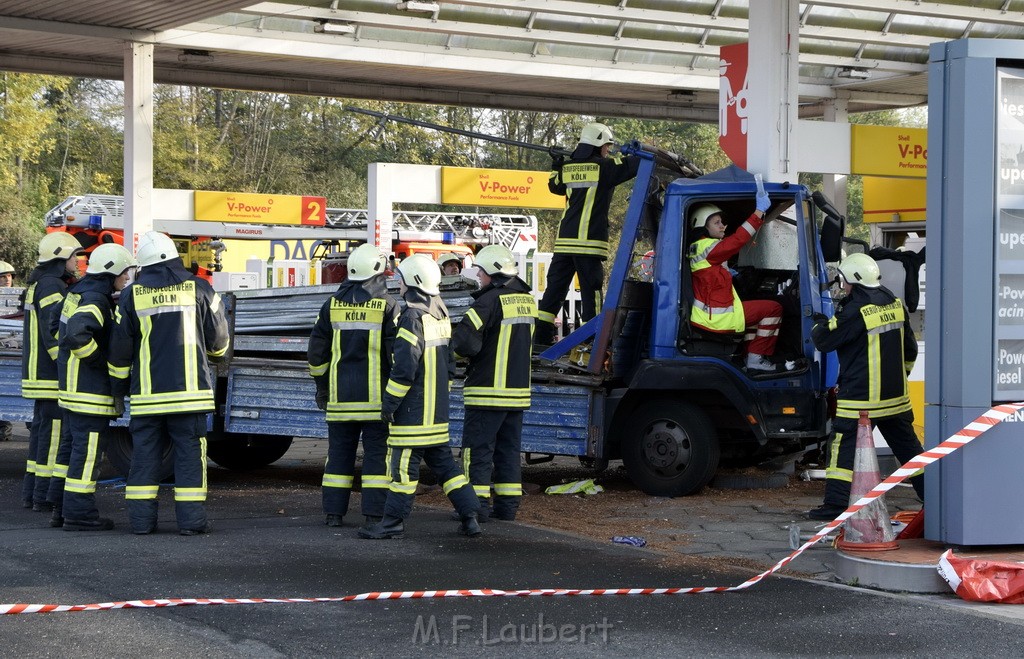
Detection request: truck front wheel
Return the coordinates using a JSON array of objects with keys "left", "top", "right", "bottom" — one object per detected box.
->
[
  {"left": 207, "top": 434, "right": 293, "bottom": 471},
  {"left": 622, "top": 400, "right": 720, "bottom": 496},
  {"left": 103, "top": 427, "right": 175, "bottom": 480}
]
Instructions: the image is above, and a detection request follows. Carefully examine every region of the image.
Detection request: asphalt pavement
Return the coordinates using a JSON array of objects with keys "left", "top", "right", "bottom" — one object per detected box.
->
[{"left": 2, "top": 430, "right": 1023, "bottom": 657}]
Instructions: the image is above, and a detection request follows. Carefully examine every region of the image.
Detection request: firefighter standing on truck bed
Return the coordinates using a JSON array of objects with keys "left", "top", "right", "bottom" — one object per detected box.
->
[
  {"left": 20, "top": 232, "right": 83, "bottom": 513},
  {"left": 807, "top": 253, "right": 924, "bottom": 521},
  {"left": 451, "top": 244, "right": 535, "bottom": 522},
  {"left": 308, "top": 243, "right": 399, "bottom": 531},
  {"left": 109, "top": 231, "right": 229, "bottom": 536},
  {"left": 534, "top": 122, "right": 639, "bottom": 346},
  {"left": 359, "top": 254, "right": 481, "bottom": 540},
  {"left": 55, "top": 243, "right": 137, "bottom": 531}
]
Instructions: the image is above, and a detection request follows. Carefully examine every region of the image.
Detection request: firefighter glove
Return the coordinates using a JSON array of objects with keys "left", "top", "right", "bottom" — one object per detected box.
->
[
  {"left": 381, "top": 409, "right": 395, "bottom": 424},
  {"left": 549, "top": 147, "right": 565, "bottom": 169},
  {"left": 315, "top": 389, "right": 328, "bottom": 411},
  {"left": 811, "top": 312, "right": 829, "bottom": 325},
  {"left": 113, "top": 396, "right": 125, "bottom": 417},
  {"left": 755, "top": 190, "right": 771, "bottom": 213}
]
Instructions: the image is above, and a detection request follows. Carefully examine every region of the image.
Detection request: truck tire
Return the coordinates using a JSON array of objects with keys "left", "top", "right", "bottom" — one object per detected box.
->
[
  {"left": 207, "top": 434, "right": 293, "bottom": 471},
  {"left": 622, "top": 400, "right": 720, "bottom": 497},
  {"left": 103, "top": 427, "right": 175, "bottom": 480}
]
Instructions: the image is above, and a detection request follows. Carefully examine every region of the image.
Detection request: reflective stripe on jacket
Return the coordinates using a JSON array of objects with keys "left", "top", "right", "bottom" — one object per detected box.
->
[
  {"left": 452, "top": 276, "right": 535, "bottom": 409},
  {"left": 307, "top": 279, "right": 400, "bottom": 421},
  {"left": 688, "top": 212, "right": 763, "bottom": 333},
  {"left": 382, "top": 294, "right": 453, "bottom": 447},
  {"left": 811, "top": 286, "right": 917, "bottom": 419},
  {"left": 109, "top": 261, "right": 230, "bottom": 416},
  {"left": 21, "top": 261, "right": 71, "bottom": 400},
  {"left": 57, "top": 276, "right": 118, "bottom": 416}
]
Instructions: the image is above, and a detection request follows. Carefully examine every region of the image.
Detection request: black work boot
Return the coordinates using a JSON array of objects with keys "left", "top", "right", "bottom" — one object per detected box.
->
[
  {"left": 459, "top": 513, "right": 482, "bottom": 537},
  {"left": 32, "top": 501, "right": 54, "bottom": 513},
  {"left": 179, "top": 522, "right": 212, "bottom": 536},
  {"left": 49, "top": 508, "right": 64, "bottom": 528},
  {"left": 362, "top": 515, "right": 382, "bottom": 530},
  {"left": 358, "top": 515, "right": 404, "bottom": 539},
  {"left": 63, "top": 518, "right": 115, "bottom": 532},
  {"left": 325, "top": 514, "right": 344, "bottom": 527}
]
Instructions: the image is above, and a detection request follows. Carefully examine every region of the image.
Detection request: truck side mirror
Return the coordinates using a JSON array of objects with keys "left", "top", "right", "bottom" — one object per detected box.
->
[{"left": 812, "top": 191, "right": 845, "bottom": 263}]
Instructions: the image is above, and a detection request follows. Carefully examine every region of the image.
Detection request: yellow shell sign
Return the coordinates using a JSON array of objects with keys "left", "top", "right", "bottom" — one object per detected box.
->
[
  {"left": 851, "top": 125, "right": 928, "bottom": 178},
  {"left": 194, "top": 191, "right": 326, "bottom": 226},
  {"left": 441, "top": 167, "right": 565, "bottom": 209}
]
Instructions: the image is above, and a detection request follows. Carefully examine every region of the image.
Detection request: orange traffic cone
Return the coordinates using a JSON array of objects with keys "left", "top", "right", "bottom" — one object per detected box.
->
[{"left": 836, "top": 410, "right": 899, "bottom": 552}]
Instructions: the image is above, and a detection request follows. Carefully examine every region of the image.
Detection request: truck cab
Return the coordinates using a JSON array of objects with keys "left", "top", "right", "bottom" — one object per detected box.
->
[{"left": 533, "top": 143, "right": 845, "bottom": 496}]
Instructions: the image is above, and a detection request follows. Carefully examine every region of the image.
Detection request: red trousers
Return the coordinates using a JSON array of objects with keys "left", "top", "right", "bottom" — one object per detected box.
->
[{"left": 741, "top": 299, "right": 783, "bottom": 356}]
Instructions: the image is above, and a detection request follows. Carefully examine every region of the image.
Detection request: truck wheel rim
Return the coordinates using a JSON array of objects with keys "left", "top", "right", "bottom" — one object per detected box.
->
[{"left": 640, "top": 419, "right": 691, "bottom": 473}]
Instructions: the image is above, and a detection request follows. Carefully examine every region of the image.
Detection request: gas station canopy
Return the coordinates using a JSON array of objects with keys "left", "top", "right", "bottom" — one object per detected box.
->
[{"left": 2, "top": 1, "right": 1024, "bottom": 122}]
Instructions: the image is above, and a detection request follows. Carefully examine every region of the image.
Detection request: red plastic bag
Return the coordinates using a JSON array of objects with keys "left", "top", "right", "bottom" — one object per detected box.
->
[{"left": 938, "top": 549, "right": 1024, "bottom": 604}]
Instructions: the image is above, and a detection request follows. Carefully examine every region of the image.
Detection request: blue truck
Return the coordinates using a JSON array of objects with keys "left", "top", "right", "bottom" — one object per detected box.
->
[{"left": 0, "top": 141, "right": 844, "bottom": 495}]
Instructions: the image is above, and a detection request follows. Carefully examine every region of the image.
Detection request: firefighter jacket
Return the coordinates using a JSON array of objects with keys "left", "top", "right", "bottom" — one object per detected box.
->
[
  {"left": 56, "top": 275, "right": 119, "bottom": 417},
  {"left": 307, "top": 277, "right": 400, "bottom": 422},
  {"left": 21, "top": 260, "right": 74, "bottom": 400},
  {"left": 108, "top": 259, "right": 229, "bottom": 416},
  {"left": 811, "top": 285, "right": 917, "bottom": 420},
  {"left": 381, "top": 291, "right": 454, "bottom": 447},
  {"left": 549, "top": 144, "right": 639, "bottom": 260},
  {"left": 451, "top": 275, "right": 536, "bottom": 409},
  {"left": 688, "top": 212, "right": 764, "bottom": 333}
]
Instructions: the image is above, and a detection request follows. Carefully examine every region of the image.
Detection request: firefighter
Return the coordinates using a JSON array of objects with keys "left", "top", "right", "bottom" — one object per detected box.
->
[
  {"left": 1, "top": 259, "right": 16, "bottom": 444},
  {"left": 451, "top": 245, "right": 535, "bottom": 521},
  {"left": 688, "top": 199, "right": 793, "bottom": 372},
  {"left": 807, "top": 253, "right": 924, "bottom": 520},
  {"left": 308, "top": 243, "right": 399, "bottom": 529},
  {"left": 109, "top": 231, "right": 229, "bottom": 535},
  {"left": 358, "top": 254, "right": 481, "bottom": 539},
  {"left": 56, "top": 243, "right": 137, "bottom": 531},
  {"left": 437, "top": 253, "right": 463, "bottom": 277},
  {"left": 535, "top": 122, "right": 640, "bottom": 346},
  {"left": 21, "top": 232, "right": 83, "bottom": 512}
]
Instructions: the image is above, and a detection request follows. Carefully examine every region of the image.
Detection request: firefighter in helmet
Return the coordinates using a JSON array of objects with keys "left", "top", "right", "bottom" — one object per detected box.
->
[
  {"left": 308, "top": 243, "right": 399, "bottom": 530},
  {"left": 56, "top": 243, "right": 137, "bottom": 530},
  {"left": 21, "top": 232, "right": 83, "bottom": 512},
  {"left": 451, "top": 244, "right": 535, "bottom": 521},
  {"left": 807, "top": 253, "right": 923, "bottom": 520},
  {"left": 359, "top": 254, "right": 482, "bottom": 539},
  {"left": 108, "top": 231, "right": 229, "bottom": 535}
]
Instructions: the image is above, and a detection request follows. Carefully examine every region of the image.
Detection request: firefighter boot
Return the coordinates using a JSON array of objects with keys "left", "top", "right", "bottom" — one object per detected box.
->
[
  {"left": 49, "top": 507, "right": 64, "bottom": 528},
  {"left": 358, "top": 515, "right": 404, "bottom": 539},
  {"left": 362, "top": 515, "right": 382, "bottom": 531},
  {"left": 325, "top": 514, "right": 344, "bottom": 527},
  {"left": 459, "top": 513, "right": 482, "bottom": 538},
  {"left": 63, "top": 518, "right": 115, "bottom": 532}
]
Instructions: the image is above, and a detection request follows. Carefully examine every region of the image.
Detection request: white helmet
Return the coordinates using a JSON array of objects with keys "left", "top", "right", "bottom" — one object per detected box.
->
[
  {"left": 136, "top": 231, "right": 179, "bottom": 267},
  {"left": 0, "top": 260, "right": 14, "bottom": 276},
  {"left": 579, "top": 122, "right": 615, "bottom": 147},
  {"left": 397, "top": 253, "right": 441, "bottom": 295},
  {"left": 838, "top": 253, "right": 881, "bottom": 288},
  {"left": 37, "top": 232, "right": 83, "bottom": 263},
  {"left": 436, "top": 252, "right": 462, "bottom": 271},
  {"left": 87, "top": 243, "right": 137, "bottom": 276},
  {"left": 347, "top": 243, "right": 388, "bottom": 281},
  {"left": 690, "top": 204, "right": 723, "bottom": 229},
  {"left": 474, "top": 245, "right": 518, "bottom": 277}
]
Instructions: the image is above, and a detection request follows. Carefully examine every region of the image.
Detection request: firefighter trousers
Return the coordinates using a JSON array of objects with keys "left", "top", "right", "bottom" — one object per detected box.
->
[
  {"left": 741, "top": 299, "right": 783, "bottom": 357},
  {"left": 536, "top": 254, "right": 604, "bottom": 345},
  {"left": 127, "top": 413, "right": 208, "bottom": 534},
  {"left": 461, "top": 408, "right": 523, "bottom": 518},
  {"left": 823, "top": 410, "right": 924, "bottom": 509},
  {"left": 383, "top": 445, "right": 479, "bottom": 520},
  {"left": 323, "top": 421, "right": 389, "bottom": 518},
  {"left": 62, "top": 412, "right": 110, "bottom": 522},
  {"left": 23, "top": 400, "right": 63, "bottom": 506},
  {"left": 46, "top": 411, "right": 74, "bottom": 511}
]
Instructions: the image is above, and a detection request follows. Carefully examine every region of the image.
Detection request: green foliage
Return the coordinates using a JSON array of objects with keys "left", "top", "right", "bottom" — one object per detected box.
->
[{"left": 0, "top": 182, "right": 46, "bottom": 281}]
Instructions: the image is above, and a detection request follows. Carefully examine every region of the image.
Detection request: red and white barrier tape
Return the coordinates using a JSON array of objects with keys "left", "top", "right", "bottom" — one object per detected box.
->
[{"left": 4, "top": 402, "right": 1020, "bottom": 615}]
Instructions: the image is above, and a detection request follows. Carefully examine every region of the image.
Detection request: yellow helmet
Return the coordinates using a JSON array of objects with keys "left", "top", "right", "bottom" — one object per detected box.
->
[
  {"left": 347, "top": 243, "right": 388, "bottom": 281},
  {"left": 86, "top": 244, "right": 137, "bottom": 276},
  {"left": 397, "top": 253, "right": 441, "bottom": 295},
  {"left": 838, "top": 253, "right": 881, "bottom": 288},
  {"left": 579, "top": 122, "right": 615, "bottom": 147},
  {"left": 37, "top": 232, "right": 83, "bottom": 263},
  {"left": 690, "top": 204, "right": 723, "bottom": 229}
]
